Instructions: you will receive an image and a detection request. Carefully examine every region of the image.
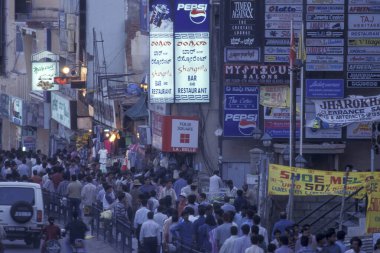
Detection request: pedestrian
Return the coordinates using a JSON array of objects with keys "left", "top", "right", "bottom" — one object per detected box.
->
[
  {"left": 173, "top": 172, "right": 187, "bottom": 198},
  {"left": 209, "top": 170, "right": 223, "bottom": 199},
  {"left": 275, "top": 235, "right": 294, "bottom": 253},
  {"left": 140, "top": 211, "right": 160, "bottom": 253},
  {"left": 345, "top": 237, "right": 364, "bottom": 253},
  {"left": 170, "top": 209, "right": 195, "bottom": 253},
  {"left": 272, "top": 212, "right": 294, "bottom": 238},
  {"left": 296, "top": 236, "right": 315, "bottom": 253},
  {"left": 219, "top": 226, "right": 239, "bottom": 253},
  {"left": 66, "top": 174, "right": 83, "bottom": 220},
  {"left": 336, "top": 230, "right": 348, "bottom": 253},
  {"left": 81, "top": 175, "right": 97, "bottom": 216},
  {"left": 322, "top": 228, "right": 340, "bottom": 253},
  {"left": 102, "top": 184, "right": 116, "bottom": 210},
  {"left": 246, "top": 235, "right": 265, "bottom": 253},
  {"left": 159, "top": 179, "right": 177, "bottom": 208},
  {"left": 215, "top": 212, "right": 235, "bottom": 250},
  {"left": 254, "top": 214, "right": 269, "bottom": 245},
  {"left": 374, "top": 238, "right": 380, "bottom": 253},
  {"left": 225, "top": 180, "right": 238, "bottom": 199},
  {"left": 233, "top": 224, "right": 251, "bottom": 253},
  {"left": 134, "top": 197, "right": 150, "bottom": 249}
]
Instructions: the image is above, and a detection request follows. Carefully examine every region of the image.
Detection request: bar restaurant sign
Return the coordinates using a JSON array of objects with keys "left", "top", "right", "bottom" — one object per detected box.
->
[
  {"left": 313, "top": 94, "right": 380, "bottom": 125},
  {"left": 31, "top": 51, "right": 60, "bottom": 91}
]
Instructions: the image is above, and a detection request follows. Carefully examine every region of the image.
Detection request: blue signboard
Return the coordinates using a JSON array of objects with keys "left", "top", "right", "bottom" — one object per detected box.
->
[
  {"left": 223, "top": 86, "right": 259, "bottom": 137},
  {"left": 174, "top": 0, "right": 210, "bottom": 33},
  {"left": 306, "top": 79, "right": 344, "bottom": 99}
]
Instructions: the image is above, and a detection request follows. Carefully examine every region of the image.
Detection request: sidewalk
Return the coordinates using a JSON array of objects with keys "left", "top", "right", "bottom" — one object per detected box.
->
[{"left": 85, "top": 236, "right": 116, "bottom": 253}]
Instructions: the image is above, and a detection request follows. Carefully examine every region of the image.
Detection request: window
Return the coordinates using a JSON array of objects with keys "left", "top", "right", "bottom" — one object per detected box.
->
[{"left": 0, "top": 187, "right": 34, "bottom": 205}]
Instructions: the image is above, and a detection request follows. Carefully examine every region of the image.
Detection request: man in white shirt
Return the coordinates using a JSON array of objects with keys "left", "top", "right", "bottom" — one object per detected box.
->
[
  {"left": 254, "top": 215, "right": 269, "bottom": 245},
  {"left": 209, "top": 170, "right": 223, "bottom": 199},
  {"left": 139, "top": 211, "right": 160, "bottom": 253},
  {"left": 134, "top": 198, "right": 150, "bottom": 248},
  {"left": 159, "top": 179, "right": 177, "bottom": 208},
  {"left": 345, "top": 237, "right": 365, "bottom": 253},
  {"left": 246, "top": 235, "right": 264, "bottom": 253},
  {"left": 233, "top": 224, "right": 251, "bottom": 253},
  {"left": 220, "top": 226, "right": 239, "bottom": 253},
  {"left": 81, "top": 176, "right": 97, "bottom": 225}
]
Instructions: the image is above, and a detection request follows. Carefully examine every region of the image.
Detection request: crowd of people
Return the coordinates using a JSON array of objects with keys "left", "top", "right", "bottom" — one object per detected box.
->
[{"left": 0, "top": 148, "right": 371, "bottom": 253}]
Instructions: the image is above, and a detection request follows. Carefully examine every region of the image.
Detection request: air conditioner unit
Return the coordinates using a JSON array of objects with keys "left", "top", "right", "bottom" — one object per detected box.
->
[{"left": 137, "top": 125, "right": 151, "bottom": 146}]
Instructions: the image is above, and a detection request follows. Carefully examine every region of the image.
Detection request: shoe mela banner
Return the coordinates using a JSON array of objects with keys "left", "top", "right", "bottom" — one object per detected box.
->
[
  {"left": 268, "top": 164, "right": 380, "bottom": 198},
  {"left": 313, "top": 94, "right": 380, "bottom": 125}
]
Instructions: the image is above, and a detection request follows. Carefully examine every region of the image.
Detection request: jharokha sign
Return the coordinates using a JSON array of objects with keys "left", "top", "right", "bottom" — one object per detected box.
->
[
  {"left": 268, "top": 164, "right": 380, "bottom": 199},
  {"left": 313, "top": 94, "right": 380, "bottom": 125}
]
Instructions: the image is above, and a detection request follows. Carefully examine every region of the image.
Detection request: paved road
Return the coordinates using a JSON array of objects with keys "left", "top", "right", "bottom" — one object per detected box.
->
[{"left": 3, "top": 235, "right": 116, "bottom": 253}]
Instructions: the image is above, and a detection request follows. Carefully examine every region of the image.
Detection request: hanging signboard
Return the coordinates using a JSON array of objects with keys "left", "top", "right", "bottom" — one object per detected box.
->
[
  {"left": 31, "top": 51, "right": 59, "bottom": 91},
  {"left": 260, "top": 86, "right": 289, "bottom": 108},
  {"left": 223, "top": 86, "right": 259, "bottom": 137},
  {"left": 313, "top": 94, "right": 380, "bottom": 125},
  {"left": 347, "top": 122, "right": 372, "bottom": 139},
  {"left": 51, "top": 92, "right": 77, "bottom": 129},
  {"left": 10, "top": 97, "right": 25, "bottom": 126},
  {"left": 268, "top": 163, "right": 375, "bottom": 198},
  {"left": 152, "top": 112, "right": 199, "bottom": 152},
  {"left": 224, "top": 0, "right": 257, "bottom": 47},
  {"left": 224, "top": 64, "right": 290, "bottom": 85},
  {"left": 174, "top": 0, "right": 210, "bottom": 103},
  {"left": 149, "top": 0, "right": 175, "bottom": 103},
  {"left": 306, "top": 79, "right": 344, "bottom": 98}
]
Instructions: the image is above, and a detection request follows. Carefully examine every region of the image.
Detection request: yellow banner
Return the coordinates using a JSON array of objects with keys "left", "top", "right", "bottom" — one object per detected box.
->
[
  {"left": 268, "top": 164, "right": 380, "bottom": 198},
  {"left": 366, "top": 178, "right": 380, "bottom": 233}
]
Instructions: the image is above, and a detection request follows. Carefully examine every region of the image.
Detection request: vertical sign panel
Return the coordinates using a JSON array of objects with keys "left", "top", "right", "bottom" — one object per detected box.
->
[
  {"left": 225, "top": 0, "right": 257, "bottom": 47},
  {"left": 223, "top": 86, "right": 259, "bottom": 137},
  {"left": 149, "top": 0, "right": 175, "bottom": 103},
  {"left": 174, "top": 0, "right": 210, "bottom": 103}
]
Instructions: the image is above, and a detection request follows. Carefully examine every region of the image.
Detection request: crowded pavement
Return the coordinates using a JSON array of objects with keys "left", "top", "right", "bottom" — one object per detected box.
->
[{"left": 0, "top": 148, "right": 370, "bottom": 253}]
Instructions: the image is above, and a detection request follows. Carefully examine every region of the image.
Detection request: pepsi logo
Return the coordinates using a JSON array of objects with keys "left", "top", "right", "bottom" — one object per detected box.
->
[
  {"left": 177, "top": 3, "right": 208, "bottom": 24},
  {"left": 189, "top": 9, "right": 207, "bottom": 24},
  {"left": 238, "top": 120, "right": 256, "bottom": 136}
]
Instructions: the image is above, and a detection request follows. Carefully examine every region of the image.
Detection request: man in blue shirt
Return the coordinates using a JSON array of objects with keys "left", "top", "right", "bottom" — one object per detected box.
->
[
  {"left": 272, "top": 212, "right": 294, "bottom": 239},
  {"left": 170, "top": 208, "right": 194, "bottom": 253},
  {"left": 173, "top": 172, "right": 187, "bottom": 198}
]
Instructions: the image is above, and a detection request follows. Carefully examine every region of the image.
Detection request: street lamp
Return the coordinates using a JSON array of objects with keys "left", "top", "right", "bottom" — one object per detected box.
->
[
  {"left": 252, "top": 127, "right": 262, "bottom": 140},
  {"left": 295, "top": 154, "right": 307, "bottom": 168},
  {"left": 261, "top": 133, "right": 272, "bottom": 148}
]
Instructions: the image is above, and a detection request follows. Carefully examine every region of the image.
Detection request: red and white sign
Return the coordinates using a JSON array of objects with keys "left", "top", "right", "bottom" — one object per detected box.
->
[{"left": 152, "top": 113, "right": 199, "bottom": 153}]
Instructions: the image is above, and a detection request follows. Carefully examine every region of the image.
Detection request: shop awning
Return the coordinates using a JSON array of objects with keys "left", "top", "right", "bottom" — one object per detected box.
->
[{"left": 124, "top": 94, "right": 148, "bottom": 120}]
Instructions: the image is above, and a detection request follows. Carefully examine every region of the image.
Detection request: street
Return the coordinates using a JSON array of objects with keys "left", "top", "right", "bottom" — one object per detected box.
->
[{"left": 2, "top": 235, "right": 116, "bottom": 253}]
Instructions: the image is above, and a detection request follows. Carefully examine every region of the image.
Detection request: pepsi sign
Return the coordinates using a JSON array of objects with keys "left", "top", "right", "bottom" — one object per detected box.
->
[
  {"left": 223, "top": 86, "right": 259, "bottom": 137},
  {"left": 174, "top": 0, "right": 210, "bottom": 32}
]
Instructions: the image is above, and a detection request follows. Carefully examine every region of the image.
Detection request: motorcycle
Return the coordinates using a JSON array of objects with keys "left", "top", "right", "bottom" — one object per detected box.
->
[
  {"left": 71, "top": 238, "right": 86, "bottom": 253},
  {"left": 45, "top": 239, "right": 61, "bottom": 253},
  {"left": 61, "top": 229, "right": 86, "bottom": 253}
]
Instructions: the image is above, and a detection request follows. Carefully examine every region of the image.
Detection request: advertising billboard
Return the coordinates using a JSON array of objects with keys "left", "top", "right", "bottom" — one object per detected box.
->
[
  {"left": 174, "top": 0, "right": 210, "bottom": 103},
  {"left": 10, "top": 97, "right": 24, "bottom": 126},
  {"left": 224, "top": 0, "right": 258, "bottom": 47},
  {"left": 152, "top": 113, "right": 199, "bottom": 152},
  {"left": 51, "top": 92, "right": 77, "bottom": 129},
  {"left": 31, "top": 62, "right": 59, "bottom": 91},
  {"left": 149, "top": 0, "right": 175, "bottom": 103},
  {"left": 223, "top": 86, "right": 259, "bottom": 137}
]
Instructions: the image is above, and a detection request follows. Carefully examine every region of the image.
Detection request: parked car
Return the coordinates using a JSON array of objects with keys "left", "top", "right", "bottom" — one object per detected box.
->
[{"left": 0, "top": 182, "right": 44, "bottom": 248}]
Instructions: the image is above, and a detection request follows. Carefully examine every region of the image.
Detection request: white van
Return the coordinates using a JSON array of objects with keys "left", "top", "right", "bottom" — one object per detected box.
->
[{"left": 0, "top": 182, "right": 45, "bottom": 248}]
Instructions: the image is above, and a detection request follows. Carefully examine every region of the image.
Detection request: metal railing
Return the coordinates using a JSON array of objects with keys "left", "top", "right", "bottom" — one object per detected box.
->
[
  {"left": 297, "top": 186, "right": 364, "bottom": 229},
  {"left": 42, "top": 190, "right": 134, "bottom": 253}
]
